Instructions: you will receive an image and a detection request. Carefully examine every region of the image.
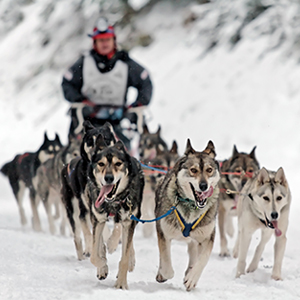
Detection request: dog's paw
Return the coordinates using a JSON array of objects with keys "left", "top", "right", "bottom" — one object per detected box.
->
[
  {"left": 246, "top": 264, "right": 258, "bottom": 273},
  {"left": 97, "top": 265, "right": 108, "bottom": 280},
  {"left": 156, "top": 273, "right": 168, "bottom": 283},
  {"left": 219, "top": 249, "right": 231, "bottom": 257},
  {"left": 271, "top": 273, "right": 282, "bottom": 281},
  {"left": 232, "top": 249, "right": 239, "bottom": 259},
  {"left": 83, "top": 251, "right": 91, "bottom": 258},
  {"left": 156, "top": 267, "right": 174, "bottom": 283},
  {"left": 20, "top": 215, "right": 27, "bottom": 226},
  {"left": 184, "top": 271, "right": 199, "bottom": 292},
  {"left": 114, "top": 278, "right": 128, "bottom": 289},
  {"left": 32, "top": 218, "right": 42, "bottom": 232},
  {"left": 235, "top": 269, "right": 245, "bottom": 278}
]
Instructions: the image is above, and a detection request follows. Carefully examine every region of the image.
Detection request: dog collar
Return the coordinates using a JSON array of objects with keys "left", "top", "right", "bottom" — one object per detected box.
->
[
  {"left": 174, "top": 208, "right": 207, "bottom": 237},
  {"left": 176, "top": 194, "right": 198, "bottom": 210},
  {"left": 259, "top": 218, "right": 275, "bottom": 229}
]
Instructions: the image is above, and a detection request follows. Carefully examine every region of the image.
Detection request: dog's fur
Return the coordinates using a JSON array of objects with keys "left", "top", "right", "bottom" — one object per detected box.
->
[
  {"left": 155, "top": 140, "right": 220, "bottom": 291},
  {"left": 218, "top": 145, "right": 260, "bottom": 256},
  {"left": 141, "top": 140, "right": 180, "bottom": 238},
  {"left": 60, "top": 121, "right": 117, "bottom": 260},
  {"left": 138, "top": 124, "right": 168, "bottom": 161},
  {"left": 86, "top": 136, "right": 144, "bottom": 289},
  {"left": 36, "top": 135, "right": 81, "bottom": 235},
  {"left": 1, "top": 133, "right": 63, "bottom": 231},
  {"left": 234, "top": 167, "right": 291, "bottom": 280}
]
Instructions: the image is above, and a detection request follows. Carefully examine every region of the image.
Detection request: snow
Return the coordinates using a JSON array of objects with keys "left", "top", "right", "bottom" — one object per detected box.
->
[{"left": 0, "top": 1, "right": 300, "bottom": 299}]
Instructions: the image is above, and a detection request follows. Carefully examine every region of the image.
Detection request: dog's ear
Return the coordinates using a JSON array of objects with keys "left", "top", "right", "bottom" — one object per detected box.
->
[
  {"left": 275, "top": 167, "right": 288, "bottom": 187},
  {"left": 203, "top": 140, "right": 216, "bottom": 158},
  {"left": 170, "top": 140, "right": 178, "bottom": 154},
  {"left": 83, "top": 120, "right": 95, "bottom": 133},
  {"left": 143, "top": 124, "right": 150, "bottom": 134},
  {"left": 232, "top": 145, "right": 239, "bottom": 158},
  {"left": 249, "top": 146, "right": 257, "bottom": 159},
  {"left": 184, "top": 139, "right": 195, "bottom": 155},
  {"left": 44, "top": 132, "right": 49, "bottom": 141},
  {"left": 103, "top": 122, "right": 117, "bottom": 144},
  {"left": 115, "top": 140, "right": 126, "bottom": 152},
  {"left": 55, "top": 133, "right": 63, "bottom": 147},
  {"left": 257, "top": 167, "right": 269, "bottom": 185},
  {"left": 156, "top": 125, "right": 161, "bottom": 136}
]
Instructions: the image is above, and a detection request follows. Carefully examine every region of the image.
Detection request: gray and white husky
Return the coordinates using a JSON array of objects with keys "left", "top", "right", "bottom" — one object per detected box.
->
[
  {"left": 234, "top": 167, "right": 291, "bottom": 280},
  {"left": 155, "top": 139, "right": 220, "bottom": 291}
]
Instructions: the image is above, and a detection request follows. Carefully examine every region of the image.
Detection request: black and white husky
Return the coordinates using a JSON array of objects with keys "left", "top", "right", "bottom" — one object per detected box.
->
[
  {"left": 1, "top": 133, "right": 63, "bottom": 231},
  {"left": 86, "top": 135, "right": 144, "bottom": 289}
]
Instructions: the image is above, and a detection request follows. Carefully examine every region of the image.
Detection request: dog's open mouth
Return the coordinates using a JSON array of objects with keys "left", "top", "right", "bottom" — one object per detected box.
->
[
  {"left": 190, "top": 183, "right": 214, "bottom": 209},
  {"left": 95, "top": 180, "right": 120, "bottom": 208},
  {"left": 265, "top": 216, "right": 282, "bottom": 237}
]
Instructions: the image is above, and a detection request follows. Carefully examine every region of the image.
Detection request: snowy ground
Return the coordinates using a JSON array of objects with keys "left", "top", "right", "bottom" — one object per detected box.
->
[{"left": 0, "top": 1, "right": 300, "bottom": 299}]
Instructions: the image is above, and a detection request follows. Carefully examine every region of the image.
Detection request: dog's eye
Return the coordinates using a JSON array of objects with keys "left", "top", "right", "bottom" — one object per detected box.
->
[
  {"left": 206, "top": 167, "right": 213, "bottom": 173},
  {"left": 235, "top": 169, "right": 242, "bottom": 175},
  {"left": 98, "top": 162, "right": 105, "bottom": 167},
  {"left": 263, "top": 196, "right": 270, "bottom": 201},
  {"left": 190, "top": 168, "right": 198, "bottom": 174},
  {"left": 247, "top": 169, "right": 254, "bottom": 173},
  {"left": 115, "top": 162, "right": 122, "bottom": 167},
  {"left": 277, "top": 196, "right": 282, "bottom": 201}
]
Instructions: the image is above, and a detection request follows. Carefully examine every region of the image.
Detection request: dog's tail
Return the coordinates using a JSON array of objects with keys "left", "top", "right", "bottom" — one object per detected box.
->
[{"left": 1, "top": 161, "right": 13, "bottom": 177}]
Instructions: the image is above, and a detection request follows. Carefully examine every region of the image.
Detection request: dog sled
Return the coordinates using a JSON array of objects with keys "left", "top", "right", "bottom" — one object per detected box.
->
[{"left": 68, "top": 102, "right": 147, "bottom": 155}]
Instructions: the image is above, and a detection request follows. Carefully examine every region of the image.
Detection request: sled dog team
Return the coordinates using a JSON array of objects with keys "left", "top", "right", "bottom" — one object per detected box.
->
[{"left": 1, "top": 122, "right": 291, "bottom": 290}]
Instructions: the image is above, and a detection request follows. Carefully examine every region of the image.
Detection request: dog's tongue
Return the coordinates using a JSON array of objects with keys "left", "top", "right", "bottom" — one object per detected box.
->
[
  {"left": 232, "top": 195, "right": 239, "bottom": 210},
  {"left": 146, "top": 148, "right": 157, "bottom": 161},
  {"left": 271, "top": 220, "right": 282, "bottom": 237},
  {"left": 95, "top": 185, "right": 114, "bottom": 208},
  {"left": 197, "top": 186, "right": 214, "bottom": 202}
]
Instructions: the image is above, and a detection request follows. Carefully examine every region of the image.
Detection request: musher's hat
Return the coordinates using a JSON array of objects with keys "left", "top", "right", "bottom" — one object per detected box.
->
[{"left": 88, "top": 17, "right": 115, "bottom": 39}]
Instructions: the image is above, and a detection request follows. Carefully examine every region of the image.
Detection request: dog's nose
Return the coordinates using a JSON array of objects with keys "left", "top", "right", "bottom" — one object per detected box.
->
[
  {"left": 104, "top": 174, "right": 114, "bottom": 184},
  {"left": 199, "top": 182, "right": 208, "bottom": 192},
  {"left": 271, "top": 211, "right": 278, "bottom": 220}
]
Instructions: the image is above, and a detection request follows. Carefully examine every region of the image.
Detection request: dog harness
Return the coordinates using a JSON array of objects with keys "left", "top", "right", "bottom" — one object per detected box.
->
[
  {"left": 174, "top": 208, "right": 207, "bottom": 237},
  {"left": 130, "top": 205, "right": 207, "bottom": 237},
  {"left": 18, "top": 153, "right": 29, "bottom": 164}
]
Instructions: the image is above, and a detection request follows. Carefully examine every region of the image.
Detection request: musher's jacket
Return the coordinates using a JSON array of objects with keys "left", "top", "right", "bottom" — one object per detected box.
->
[{"left": 62, "top": 49, "right": 152, "bottom": 121}]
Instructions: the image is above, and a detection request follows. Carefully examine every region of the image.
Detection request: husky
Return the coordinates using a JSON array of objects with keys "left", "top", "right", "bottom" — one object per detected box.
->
[
  {"left": 138, "top": 124, "right": 168, "bottom": 161},
  {"left": 36, "top": 134, "right": 81, "bottom": 235},
  {"left": 138, "top": 123, "right": 168, "bottom": 237},
  {"left": 218, "top": 145, "right": 260, "bottom": 256},
  {"left": 141, "top": 140, "right": 179, "bottom": 238},
  {"left": 0, "top": 133, "right": 63, "bottom": 231},
  {"left": 234, "top": 167, "right": 291, "bottom": 280},
  {"left": 155, "top": 140, "right": 220, "bottom": 291},
  {"left": 60, "top": 121, "right": 117, "bottom": 260},
  {"left": 86, "top": 135, "right": 144, "bottom": 289}
]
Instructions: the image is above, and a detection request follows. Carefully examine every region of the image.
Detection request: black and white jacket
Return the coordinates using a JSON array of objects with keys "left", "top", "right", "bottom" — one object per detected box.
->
[{"left": 62, "top": 49, "right": 153, "bottom": 110}]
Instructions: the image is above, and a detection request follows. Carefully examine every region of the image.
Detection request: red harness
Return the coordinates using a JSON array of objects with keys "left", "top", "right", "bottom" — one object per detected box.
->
[{"left": 18, "top": 153, "right": 29, "bottom": 164}]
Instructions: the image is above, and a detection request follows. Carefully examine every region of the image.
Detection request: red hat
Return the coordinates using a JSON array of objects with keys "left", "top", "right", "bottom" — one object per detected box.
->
[{"left": 88, "top": 18, "right": 115, "bottom": 40}]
